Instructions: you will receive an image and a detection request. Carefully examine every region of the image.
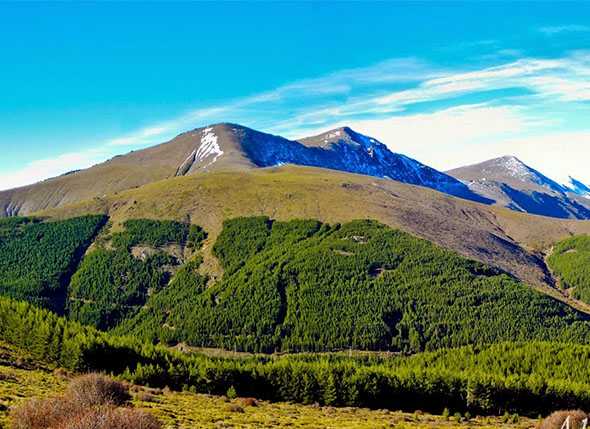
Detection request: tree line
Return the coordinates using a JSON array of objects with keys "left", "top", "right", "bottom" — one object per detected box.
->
[{"left": 3, "top": 295, "right": 590, "bottom": 417}]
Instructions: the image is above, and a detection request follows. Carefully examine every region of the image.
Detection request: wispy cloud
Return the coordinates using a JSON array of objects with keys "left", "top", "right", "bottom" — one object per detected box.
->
[
  {"left": 4, "top": 50, "right": 590, "bottom": 189},
  {"left": 540, "top": 25, "right": 590, "bottom": 35},
  {"left": 0, "top": 148, "right": 110, "bottom": 191}
]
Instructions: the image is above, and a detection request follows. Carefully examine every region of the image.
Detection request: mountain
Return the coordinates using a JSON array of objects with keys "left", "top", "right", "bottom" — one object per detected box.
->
[
  {"left": 0, "top": 123, "right": 487, "bottom": 217},
  {"left": 447, "top": 156, "right": 590, "bottom": 219},
  {"left": 296, "top": 127, "right": 489, "bottom": 202},
  {"left": 38, "top": 165, "right": 590, "bottom": 301}
]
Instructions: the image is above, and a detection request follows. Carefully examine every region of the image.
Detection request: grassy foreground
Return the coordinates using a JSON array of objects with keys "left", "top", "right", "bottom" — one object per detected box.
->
[{"left": 0, "top": 344, "right": 535, "bottom": 429}]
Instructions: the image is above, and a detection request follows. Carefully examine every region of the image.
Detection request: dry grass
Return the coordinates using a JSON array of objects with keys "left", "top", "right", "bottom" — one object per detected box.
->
[
  {"left": 539, "top": 410, "right": 589, "bottom": 429},
  {"left": 51, "top": 406, "right": 161, "bottom": 429}
]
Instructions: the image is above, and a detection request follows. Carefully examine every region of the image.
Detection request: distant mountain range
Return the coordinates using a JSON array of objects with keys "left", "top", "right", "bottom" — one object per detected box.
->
[
  {"left": 447, "top": 156, "right": 590, "bottom": 219},
  {"left": 1, "top": 122, "right": 589, "bottom": 220}
]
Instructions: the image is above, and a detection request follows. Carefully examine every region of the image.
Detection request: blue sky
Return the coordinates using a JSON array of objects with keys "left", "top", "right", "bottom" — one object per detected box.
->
[{"left": 1, "top": 2, "right": 590, "bottom": 189}]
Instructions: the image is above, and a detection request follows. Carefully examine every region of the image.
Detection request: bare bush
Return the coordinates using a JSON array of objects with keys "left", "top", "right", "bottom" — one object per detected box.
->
[
  {"left": 9, "top": 397, "right": 78, "bottom": 429},
  {"left": 10, "top": 374, "right": 160, "bottom": 429},
  {"left": 539, "top": 410, "right": 589, "bottom": 429},
  {"left": 53, "top": 407, "right": 161, "bottom": 429},
  {"left": 64, "top": 373, "right": 130, "bottom": 407}
]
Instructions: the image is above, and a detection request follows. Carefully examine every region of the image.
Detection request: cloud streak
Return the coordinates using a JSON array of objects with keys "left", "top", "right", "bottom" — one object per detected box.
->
[
  {"left": 4, "top": 50, "right": 590, "bottom": 189},
  {"left": 540, "top": 25, "right": 590, "bottom": 35}
]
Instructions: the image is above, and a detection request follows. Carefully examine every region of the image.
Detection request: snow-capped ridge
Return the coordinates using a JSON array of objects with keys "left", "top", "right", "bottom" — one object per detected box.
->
[{"left": 566, "top": 176, "right": 590, "bottom": 198}]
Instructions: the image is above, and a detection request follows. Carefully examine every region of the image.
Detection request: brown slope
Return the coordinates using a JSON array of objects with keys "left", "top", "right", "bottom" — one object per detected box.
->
[
  {"left": 0, "top": 124, "right": 259, "bottom": 217},
  {"left": 36, "top": 165, "right": 590, "bottom": 300}
]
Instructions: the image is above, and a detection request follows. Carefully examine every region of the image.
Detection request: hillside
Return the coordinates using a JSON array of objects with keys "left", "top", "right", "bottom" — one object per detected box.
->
[
  {"left": 115, "top": 216, "right": 590, "bottom": 353},
  {"left": 547, "top": 235, "right": 590, "bottom": 304},
  {"left": 2, "top": 296, "right": 590, "bottom": 419},
  {"left": 448, "top": 156, "right": 590, "bottom": 219},
  {"left": 0, "top": 215, "right": 106, "bottom": 312},
  {"left": 0, "top": 342, "right": 534, "bottom": 429},
  {"left": 37, "top": 166, "right": 590, "bottom": 293},
  {"left": 3, "top": 214, "right": 590, "bottom": 355}
]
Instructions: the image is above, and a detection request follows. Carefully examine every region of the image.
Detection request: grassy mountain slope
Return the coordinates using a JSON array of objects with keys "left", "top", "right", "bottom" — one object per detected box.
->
[
  {"left": 38, "top": 166, "right": 590, "bottom": 293},
  {"left": 0, "top": 130, "right": 205, "bottom": 216},
  {"left": 0, "top": 123, "right": 487, "bottom": 217},
  {"left": 116, "top": 217, "right": 590, "bottom": 353}
]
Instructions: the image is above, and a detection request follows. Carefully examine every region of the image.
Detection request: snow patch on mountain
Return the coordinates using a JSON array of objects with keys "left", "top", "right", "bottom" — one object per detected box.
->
[{"left": 196, "top": 127, "right": 223, "bottom": 166}]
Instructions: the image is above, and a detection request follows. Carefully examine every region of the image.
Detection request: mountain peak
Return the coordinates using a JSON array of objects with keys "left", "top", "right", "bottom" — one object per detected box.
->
[
  {"left": 449, "top": 156, "right": 566, "bottom": 193},
  {"left": 493, "top": 156, "right": 532, "bottom": 179},
  {"left": 300, "top": 126, "right": 384, "bottom": 150},
  {"left": 447, "top": 155, "right": 590, "bottom": 219}
]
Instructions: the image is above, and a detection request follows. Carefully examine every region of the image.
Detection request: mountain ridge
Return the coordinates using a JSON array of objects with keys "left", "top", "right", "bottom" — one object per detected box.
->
[
  {"left": 448, "top": 156, "right": 590, "bottom": 220},
  {"left": 0, "top": 123, "right": 487, "bottom": 217}
]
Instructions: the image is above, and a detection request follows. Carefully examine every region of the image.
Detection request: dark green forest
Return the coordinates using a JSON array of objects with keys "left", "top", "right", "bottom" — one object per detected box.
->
[
  {"left": 3, "top": 296, "right": 590, "bottom": 416},
  {"left": 547, "top": 235, "right": 590, "bottom": 304},
  {"left": 0, "top": 215, "right": 106, "bottom": 312},
  {"left": 3, "top": 215, "right": 590, "bottom": 416},
  {"left": 68, "top": 218, "right": 205, "bottom": 330},
  {"left": 3, "top": 215, "right": 590, "bottom": 354},
  {"left": 123, "top": 217, "right": 590, "bottom": 353}
]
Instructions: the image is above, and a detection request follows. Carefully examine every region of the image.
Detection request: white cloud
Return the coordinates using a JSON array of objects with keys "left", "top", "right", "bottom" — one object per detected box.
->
[
  {"left": 527, "top": 75, "right": 590, "bottom": 101},
  {"left": 343, "top": 104, "right": 529, "bottom": 169},
  {"left": 4, "top": 51, "right": 590, "bottom": 191},
  {"left": 0, "top": 149, "right": 110, "bottom": 191}
]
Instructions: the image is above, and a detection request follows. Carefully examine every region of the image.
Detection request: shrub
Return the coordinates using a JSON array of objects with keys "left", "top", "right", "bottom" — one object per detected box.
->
[
  {"left": 226, "top": 386, "right": 237, "bottom": 400},
  {"left": 10, "top": 375, "right": 160, "bottom": 429},
  {"left": 540, "top": 410, "right": 589, "bottom": 429},
  {"left": 9, "top": 397, "right": 76, "bottom": 429},
  {"left": 53, "top": 406, "right": 161, "bottom": 429},
  {"left": 65, "top": 373, "right": 130, "bottom": 407}
]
